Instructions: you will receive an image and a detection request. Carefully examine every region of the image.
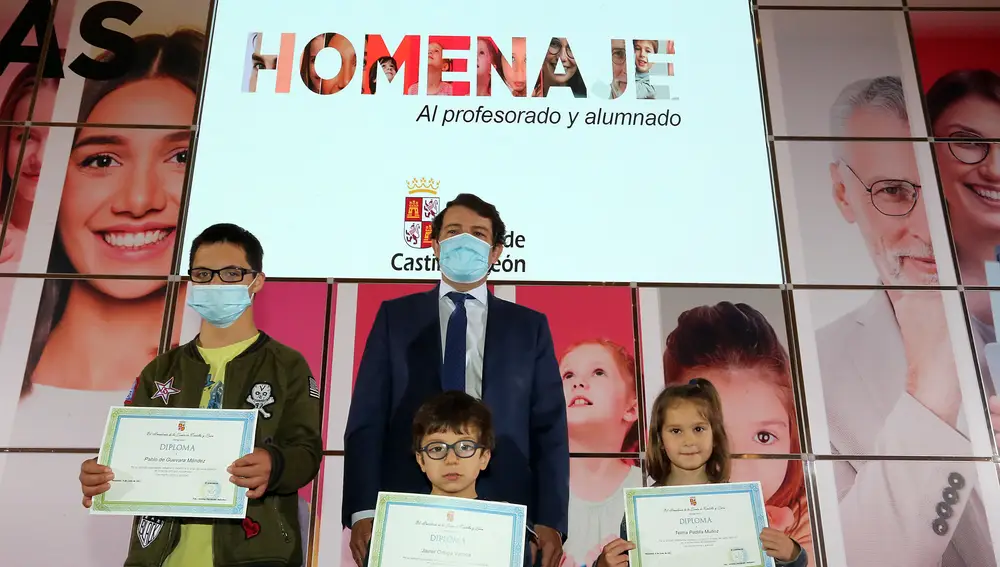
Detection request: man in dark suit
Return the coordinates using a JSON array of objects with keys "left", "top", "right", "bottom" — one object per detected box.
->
[{"left": 343, "top": 193, "right": 569, "bottom": 567}]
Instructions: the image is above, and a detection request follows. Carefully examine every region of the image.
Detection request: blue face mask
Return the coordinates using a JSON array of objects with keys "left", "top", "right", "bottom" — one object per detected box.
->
[
  {"left": 438, "top": 233, "right": 491, "bottom": 283},
  {"left": 187, "top": 277, "right": 257, "bottom": 328}
]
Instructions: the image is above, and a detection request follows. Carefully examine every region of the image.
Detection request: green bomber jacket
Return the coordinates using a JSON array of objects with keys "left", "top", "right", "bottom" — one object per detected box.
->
[{"left": 121, "top": 332, "right": 322, "bottom": 567}]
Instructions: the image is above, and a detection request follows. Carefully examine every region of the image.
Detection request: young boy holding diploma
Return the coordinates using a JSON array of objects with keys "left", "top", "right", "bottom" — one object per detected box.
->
[
  {"left": 77, "top": 223, "right": 323, "bottom": 567},
  {"left": 361, "top": 391, "right": 536, "bottom": 566}
]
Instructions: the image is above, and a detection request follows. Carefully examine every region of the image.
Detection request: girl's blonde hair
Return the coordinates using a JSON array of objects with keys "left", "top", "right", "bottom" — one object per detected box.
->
[{"left": 646, "top": 378, "right": 730, "bottom": 485}]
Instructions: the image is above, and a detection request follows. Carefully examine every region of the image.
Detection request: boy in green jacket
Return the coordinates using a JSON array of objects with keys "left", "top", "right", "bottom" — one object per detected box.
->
[{"left": 78, "top": 223, "right": 322, "bottom": 567}]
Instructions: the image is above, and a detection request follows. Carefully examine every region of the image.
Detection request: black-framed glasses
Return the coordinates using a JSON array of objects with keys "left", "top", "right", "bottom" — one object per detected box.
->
[
  {"left": 547, "top": 40, "right": 574, "bottom": 59},
  {"left": 948, "top": 137, "right": 994, "bottom": 165},
  {"left": 420, "top": 440, "right": 483, "bottom": 460},
  {"left": 189, "top": 267, "right": 256, "bottom": 283},
  {"left": 843, "top": 163, "right": 920, "bottom": 217}
]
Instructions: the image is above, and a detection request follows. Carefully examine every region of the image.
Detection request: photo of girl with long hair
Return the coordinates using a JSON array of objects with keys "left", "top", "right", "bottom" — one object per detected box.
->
[
  {"left": 476, "top": 38, "right": 505, "bottom": 96},
  {"left": 477, "top": 38, "right": 528, "bottom": 97},
  {"left": 559, "top": 339, "right": 642, "bottom": 567},
  {"left": 656, "top": 299, "right": 813, "bottom": 563},
  {"left": 510, "top": 285, "right": 638, "bottom": 567},
  {"left": 8, "top": 29, "right": 205, "bottom": 448},
  {"left": 0, "top": 59, "right": 61, "bottom": 268},
  {"left": 533, "top": 38, "right": 587, "bottom": 98}
]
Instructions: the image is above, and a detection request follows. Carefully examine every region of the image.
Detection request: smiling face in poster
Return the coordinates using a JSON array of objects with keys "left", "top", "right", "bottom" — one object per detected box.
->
[{"left": 183, "top": 0, "right": 779, "bottom": 283}]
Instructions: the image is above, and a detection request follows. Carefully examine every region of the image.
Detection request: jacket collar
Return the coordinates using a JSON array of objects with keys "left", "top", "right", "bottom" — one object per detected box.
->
[{"left": 182, "top": 331, "right": 271, "bottom": 363}]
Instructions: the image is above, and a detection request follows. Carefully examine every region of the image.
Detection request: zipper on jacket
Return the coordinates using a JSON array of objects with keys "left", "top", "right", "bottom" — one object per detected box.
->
[
  {"left": 272, "top": 498, "right": 291, "bottom": 543},
  {"left": 157, "top": 521, "right": 178, "bottom": 567}
]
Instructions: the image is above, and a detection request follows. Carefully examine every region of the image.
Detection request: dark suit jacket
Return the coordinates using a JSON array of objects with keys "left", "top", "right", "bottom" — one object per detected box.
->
[{"left": 342, "top": 286, "right": 569, "bottom": 535}]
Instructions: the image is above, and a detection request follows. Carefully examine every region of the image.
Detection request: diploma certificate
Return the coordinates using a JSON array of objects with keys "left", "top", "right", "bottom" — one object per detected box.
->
[
  {"left": 368, "top": 492, "right": 527, "bottom": 567},
  {"left": 624, "top": 481, "right": 774, "bottom": 567},
  {"left": 90, "top": 406, "right": 258, "bottom": 518}
]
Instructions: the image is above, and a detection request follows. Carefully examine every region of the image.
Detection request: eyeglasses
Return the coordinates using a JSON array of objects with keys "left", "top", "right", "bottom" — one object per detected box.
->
[
  {"left": 843, "top": 163, "right": 920, "bottom": 217},
  {"left": 189, "top": 267, "right": 256, "bottom": 283},
  {"left": 611, "top": 48, "right": 626, "bottom": 65},
  {"left": 547, "top": 41, "right": 574, "bottom": 59},
  {"left": 948, "top": 137, "right": 995, "bottom": 165},
  {"left": 419, "top": 440, "right": 483, "bottom": 460}
]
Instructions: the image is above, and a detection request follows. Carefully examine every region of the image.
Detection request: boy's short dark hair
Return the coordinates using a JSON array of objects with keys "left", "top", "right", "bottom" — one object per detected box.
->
[
  {"left": 412, "top": 391, "right": 495, "bottom": 451},
  {"left": 633, "top": 39, "right": 659, "bottom": 53},
  {"left": 189, "top": 223, "right": 264, "bottom": 272}
]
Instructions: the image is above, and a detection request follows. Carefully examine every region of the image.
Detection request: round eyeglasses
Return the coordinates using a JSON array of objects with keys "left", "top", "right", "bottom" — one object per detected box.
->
[
  {"left": 547, "top": 41, "right": 574, "bottom": 59},
  {"left": 420, "top": 440, "right": 483, "bottom": 460},
  {"left": 843, "top": 163, "right": 920, "bottom": 217},
  {"left": 611, "top": 48, "right": 626, "bottom": 65},
  {"left": 189, "top": 267, "right": 256, "bottom": 283},
  {"left": 949, "top": 139, "right": 994, "bottom": 165}
]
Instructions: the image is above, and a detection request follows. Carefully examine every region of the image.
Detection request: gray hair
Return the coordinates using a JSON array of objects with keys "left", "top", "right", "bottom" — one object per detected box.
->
[
  {"left": 829, "top": 76, "right": 907, "bottom": 145},
  {"left": 830, "top": 76, "right": 909, "bottom": 160}
]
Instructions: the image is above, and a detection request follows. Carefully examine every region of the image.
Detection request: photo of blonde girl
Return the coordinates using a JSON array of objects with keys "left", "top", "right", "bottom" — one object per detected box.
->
[
  {"left": 660, "top": 301, "right": 812, "bottom": 563},
  {"left": 559, "top": 339, "right": 642, "bottom": 567}
]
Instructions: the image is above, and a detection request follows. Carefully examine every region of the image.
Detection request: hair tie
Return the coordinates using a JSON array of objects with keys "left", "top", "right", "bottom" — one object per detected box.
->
[{"left": 689, "top": 378, "right": 699, "bottom": 387}]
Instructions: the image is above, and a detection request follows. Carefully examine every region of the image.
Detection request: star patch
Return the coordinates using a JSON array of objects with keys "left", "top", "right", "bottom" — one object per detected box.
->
[{"left": 152, "top": 378, "right": 181, "bottom": 404}]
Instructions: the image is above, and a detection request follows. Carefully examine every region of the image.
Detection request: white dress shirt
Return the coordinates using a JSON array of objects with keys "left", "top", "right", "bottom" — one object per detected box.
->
[
  {"left": 438, "top": 280, "right": 489, "bottom": 399},
  {"left": 351, "top": 281, "right": 489, "bottom": 527}
]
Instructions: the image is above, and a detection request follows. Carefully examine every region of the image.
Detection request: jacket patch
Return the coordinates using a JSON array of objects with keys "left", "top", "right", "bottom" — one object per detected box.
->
[
  {"left": 151, "top": 378, "right": 181, "bottom": 404},
  {"left": 247, "top": 383, "right": 275, "bottom": 419},
  {"left": 241, "top": 516, "right": 261, "bottom": 539},
  {"left": 307, "top": 376, "right": 320, "bottom": 399},
  {"left": 124, "top": 377, "right": 139, "bottom": 405},
  {"left": 137, "top": 516, "right": 163, "bottom": 548}
]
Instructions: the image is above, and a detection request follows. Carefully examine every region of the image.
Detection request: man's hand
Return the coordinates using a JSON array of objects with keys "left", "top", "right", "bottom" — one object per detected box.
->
[
  {"left": 760, "top": 527, "right": 798, "bottom": 563},
  {"left": 896, "top": 291, "right": 962, "bottom": 427},
  {"left": 79, "top": 457, "right": 113, "bottom": 508},
  {"left": 228, "top": 447, "right": 272, "bottom": 498},
  {"left": 350, "top": 518, "right": 374, "bottom": 567},
  {"left": 532, "top": 525, "right": 564, "bottom": 567},
  {"left": 595, "top": 538, "right": 635, "bottom": 567}
]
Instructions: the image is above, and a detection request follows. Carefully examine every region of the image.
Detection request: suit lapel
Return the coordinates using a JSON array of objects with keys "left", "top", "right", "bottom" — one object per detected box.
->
[
  {"left": 423, "top": 285, "right": 443, "bottom": 377},
  {"left": 483, "top": 293, "right": 506, "bottom": 400},
  {"left": 850, "top": 291, "right": 909, "bottom": 417}
]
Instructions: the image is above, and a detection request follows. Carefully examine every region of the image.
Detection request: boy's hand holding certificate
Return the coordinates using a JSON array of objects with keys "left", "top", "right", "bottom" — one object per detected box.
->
[
  {"left": 624, "top": 481, "right": 775, "bottom": 567},
  {"left": 89, "top": 406, "right": 258, "bottom": 519},
  {"left": 368, "top": 492, "right": 528, "bottom": 567}
]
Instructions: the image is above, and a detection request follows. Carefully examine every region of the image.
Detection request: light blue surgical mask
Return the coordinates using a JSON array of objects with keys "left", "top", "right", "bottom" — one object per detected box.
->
[
  {"left": 187, "top": 276, "right": 257, "bottom": 328},
  {"left": 438, "top": 233, "right": 491, "bottom": 283}
]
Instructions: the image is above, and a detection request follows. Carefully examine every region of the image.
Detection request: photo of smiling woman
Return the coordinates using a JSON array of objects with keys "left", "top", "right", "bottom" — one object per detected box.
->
[
  {"left": 7, "top": 29, "right": 205, "bottom": 448},
  {"left": 532, "top": 37, "right": 586, "bottom": 98},
  {"left": 928, "top": 70, "right": 1000, "bottom": 369},
  {"left": 659, "top": 301, "right": 812, "bottom": 564}
]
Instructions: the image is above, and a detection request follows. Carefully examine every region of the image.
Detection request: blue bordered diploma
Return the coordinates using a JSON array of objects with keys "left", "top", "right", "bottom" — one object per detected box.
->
[
  {"left": 90, "top": 406, "right": 258, "bottom": 518},
  {"left": 368, "top": 492, "right": 528, "bottom": 567},
  {"left": 624, "top": 481, "right": 774, "bottom": 567}
]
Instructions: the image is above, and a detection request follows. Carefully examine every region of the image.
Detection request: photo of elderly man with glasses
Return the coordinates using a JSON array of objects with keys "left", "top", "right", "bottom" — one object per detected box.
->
[{"left": 815, "top": 75, "right": 995, "bottom": 567}]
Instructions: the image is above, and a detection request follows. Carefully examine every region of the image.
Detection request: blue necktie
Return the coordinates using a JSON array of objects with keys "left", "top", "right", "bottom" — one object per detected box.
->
[{"left": 442, "top": 292, "right": 471, "bottom": 392}]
